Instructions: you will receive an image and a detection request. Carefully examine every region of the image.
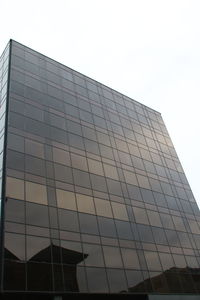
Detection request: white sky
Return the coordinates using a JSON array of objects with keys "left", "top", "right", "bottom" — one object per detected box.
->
[{"left": 1, "top": 0, "right": 200, "bottom": 207}]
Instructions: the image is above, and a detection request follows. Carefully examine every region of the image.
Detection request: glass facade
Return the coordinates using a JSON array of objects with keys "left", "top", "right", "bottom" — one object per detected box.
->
[{"left": 1, "top": 40, "right": 200, "bottom": 297}]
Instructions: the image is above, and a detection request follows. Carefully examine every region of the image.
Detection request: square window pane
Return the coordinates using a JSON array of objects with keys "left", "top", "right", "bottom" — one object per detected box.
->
[
  {"left": 88, "top": 159, "right": 104, "bottom": 176},
  {"left": 26, "top": 181, "right": 47, "bottom": 205},
  {"left": 56, "top": 189, "right": 76, "bottom": 210},
  {"left": 111, "top": 202, "right": 128, "bottom": 221},
  {"left": 121, "top": 248, "right": 140, "bottom": 269},
  {"left": 6, "top": 177, "right": 24, "bottom": 200},
  {"left": 103, "top": 164, "right": 118, "bottom": 180},
  {"left": 94, "top": 198, "right": 113, "bottom": 218},
  {"left": 103, "top": 246, "right": 123, "bottom": 268},
  {"left": 76, "top": 194, "right": 95, "bottom": 214}
]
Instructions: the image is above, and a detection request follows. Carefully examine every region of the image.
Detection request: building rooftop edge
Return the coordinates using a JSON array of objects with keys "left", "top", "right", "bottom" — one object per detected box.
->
[{"left": 9, "top": 39, "right": 161, "bottom": 116}]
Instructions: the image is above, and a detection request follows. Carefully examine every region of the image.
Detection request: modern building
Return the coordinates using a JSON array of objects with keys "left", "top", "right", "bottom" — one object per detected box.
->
[{"left": 0, "top": 40, "right": 199, "bottom": 299}]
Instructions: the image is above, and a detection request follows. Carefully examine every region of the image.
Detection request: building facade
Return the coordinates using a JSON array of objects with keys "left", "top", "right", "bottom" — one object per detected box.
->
[{"left": 0, "top": 40, "right": 199, "bottom": 299}]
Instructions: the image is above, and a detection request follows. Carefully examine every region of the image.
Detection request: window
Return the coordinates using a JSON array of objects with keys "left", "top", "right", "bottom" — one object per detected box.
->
[
  {"left": 147, "top": 210, "right": 162, "bottom": 227},
  {"left": 58, "top": 209, "right": 79, "bottom": 232},
  {"left": 26, "top": 202, "right": 49, "bottom": 227},
  {"left": 79, "top": 213, "right": 99, "bottom": 235},
  {"left": 121, "top": 248, "right": 140, "bottom": 269},
  {"left": 6, "top": 177, "right": 24, "bottom": 200},
  {"left": 94, "top": 198, "right": 113, "bottom": 218},
  {"left": 54, "top": 164, "right": 73, "bottom": 184},
  {"left": 97, "top": 216, "right": 117, "bottom": 237},
  {"left": 73, "top": 169, "right": 91, "bottom": 188},
  {"left": 111, "top": 202, "right": 128, "bottom": 221},
  {"left": 26, "top": 181, "right": 47, "bottom": 205},
  {"left": 25, "top": 155, "right": 45, "bottom": 177},
  {"left": 71, "top": 153, "right": 88, "bottom": 171},
  {"left": 5, "top": 199, "right": 25, "bottom": 223},
  {"left": 103, "top": 164, "right": 118, "bottom": 180},
  {"left": 107, "top": 178, "right": 123, "bottom": 196},
  {"left": 88, "top": 159, "right": 104, "bottom": 176},
  {"left": 133, "top": 207, "right": 149, "bottom": 225},
  {"left": 103, "top": 246, "right": 123, "bottom": 268},
  {"left": 83, "top": 244, "right": 105, "bottom": 267},
  {"left": 123, "top": 170, "right": 137, "bottom": 185},
  {"left": 56, "top": 189, "right": 76, "bottom": 210},
  {"left": 25, "top": 139, "right": 44, "bottom": 159},
  {"left": 86, "top": 267, "right": 109, "bottom": 293},
  {"left": 144, "top": 251, "right": 162, "bottom": 271},
  {"left": 53, "top": 147, "right": 70, "bottom": 166},
  {"left": 76, "top": 194, "right": 95, "bottom": 214}
]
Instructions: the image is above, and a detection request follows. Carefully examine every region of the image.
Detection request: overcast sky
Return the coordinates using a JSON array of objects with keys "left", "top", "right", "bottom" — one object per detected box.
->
[{"left": 1, "top": 0, "right": 200, "bottom": 207}]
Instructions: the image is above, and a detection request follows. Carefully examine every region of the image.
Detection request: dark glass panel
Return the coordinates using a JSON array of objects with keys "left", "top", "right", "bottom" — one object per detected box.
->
[
  {"left": 61, "top": 240, "right": 83, "bottom": 265},
  {"left": 80, "top": 110, "right": 93, "bottom": 123},
  {"left": 25, "top": 155, "right": 45, "bottom": 177},
  {"left": 69, "top": 133, "right": 85, "bottom": 150},
  {"left": 152, "top": 227, "right": 167, "bottom": 245},
  {"left": 54, "top": 164, "right": 73, "bottom": 184},
  {"left": 73, "top": 169, "right": 91, "bottom": 188},
  {"left": 166, "top": 195, "right": 179, "bottom": 210},
  {"left": 4, "top": 233, "right": 25, "bottom": 260},
  {"left": 160, "top": 213, "right": 174, "bottom": 229},
  {"left": 26, "top": 202, "right": 49, "bottom": 227},
  {"left": 49, "top": 113, "right": 66, "bottom": 130},
  {"left": 25, "top": 117, "right": 50, "bottom": 138},
  {"left": 83, "top": 244, "right": 105, "bottom": 267},
  {"left": 137, "top": 224, "right": 154, "bottom": 243},
  {"left": 107, "top": 268, "right": 128, "bottom": 293},
  {"left": 82, "top": 127, "right": 97, "bottom": 142},
  {"left": 27, "top": 235, "right": 50, "bottom": 262},
  {"left": 27, "top": 262, "right": 53, "bottom": 291},
  {"left": 127, "top": 184, "right": 142, "bottom": 201},
  {"left": 53, "top": 264, "right": 64, "bottom": 291},
  {"left": 50, "top": 126, "right": 67, "bottom": 144},
  {"left": 144, "top": 251, "right": 162, "bottom": 271},
  {"left": 99, "top": 144, "right": 114, "bottom": 160},
  {"left": 63, "top": 265, "right": 88, "bottom": 292},
  {"left": 25, "top": 103, "right": 44, "bottom": 122},
  {"left": 7, "top": 149, "right": 24, "bottom": 171},
  {"left": 4, "top": 259, "right": 26, "bottom": 290},
  {"left": 178, "top": 232, "right": 192, "bottom": 248},
  {"left": 66, "top": 119, "right": 82, "bottom": 135},
  {"left": 47, "top": 186, "right": 57, "bottom": 206},
  {"left": 58, "top": 209, "right": 79, "bottom": 232},
  {"left": 65, "top": 103, "right": 79, "bottom": 118},
  {"left": 153, "top": 191, "right": 167, "bottom": 208},
  {"left": 7, "top": 132, "right": 24, "bottom": 153},
  {"left": 103, "top": 246, "right": 123, "bottom": 268},
  {"left": 49, "top": 207, "right": 58, "bottom": 228},
  {"left": 90, "top": 174, "right": 107, "bottom": 192},
  {"left": 86, "top": 267, "right": 109, "bottom": 293},
  {"left": 165, "top": 272, "right": 183, "bottom": 293},
  {"left": 141, "top": 188, "right": 155, "bottom": 204},
  {"left": 84, "top": 138, "right": 100, "bottom": 155},
  {"left": 165, "top": 229, "right": 181, "bottom": 247},
  {"left": 10, "top": 80, "right": 25, "bottom": 96},
  {"left": 25, "top": 139, "right": 44, "bottom": 158},
  {"left": 149, "top": 271, "right": 169, "bottom": 293},
  {"left": 159, "top": 252, "right": 175, "bottom": 271},
  {"left": 126, "top": 270, "right": 144, "bottom": 293},
  {"left": 107, "top": 178, "right": 123, "bottom": 196},
  {"left": 115, "top": 220, "right": 133, "bottom": 240},
  {"left": 79, "top": 213, "right": 99, "bottom": 235},
  {"left": 5, "top": 198, "right": 25, "bottom": 223},
  {"left": 63, "top": 91, "right": 77, "bottom": 105},
  {"left": 97, "top": 216, "right": 117, "bottom": 238},
  {"left": 121, "top": 248, "right": 140, "bottom": 269}
]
